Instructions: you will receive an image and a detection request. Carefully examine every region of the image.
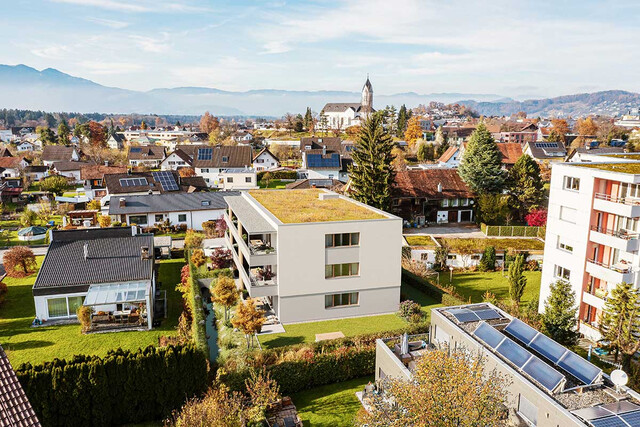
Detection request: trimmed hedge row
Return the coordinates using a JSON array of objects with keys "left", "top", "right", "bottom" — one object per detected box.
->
[
  {"left": 16, "top": 345, "right": 208, "bottom": 427},
  {"left": 187, "top": 256, "right": 208, "bottom": 353},
  {"left": 257, "top": 170, "right": 297, "bottom": 180},
  {"left": 481, "top": 223, "right": 544, "bottom": 238},
  {"left": 401, "top": 269, "right": 466, "bottom": 306}
]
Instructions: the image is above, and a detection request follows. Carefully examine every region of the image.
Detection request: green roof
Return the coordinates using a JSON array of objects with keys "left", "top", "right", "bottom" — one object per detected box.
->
[
  {"left": 574, "top": 163, "right": 640, "bottom": 174},
  {"left": 249, "top": 189, "right": 387, "bottom": 223}
]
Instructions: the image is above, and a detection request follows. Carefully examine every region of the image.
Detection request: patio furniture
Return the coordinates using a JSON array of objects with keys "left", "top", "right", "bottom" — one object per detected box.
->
[{"left": 114, "top": 310, "right": 131, "bottom": 323}]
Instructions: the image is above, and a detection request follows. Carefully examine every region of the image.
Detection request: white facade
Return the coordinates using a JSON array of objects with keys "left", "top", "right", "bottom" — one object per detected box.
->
[
  {"left": 324, "top": 107, "right": 360, "bottom": 130},
  {"left": 252, "top": 150, "right": 279, "bottom": 171},
  {"left": 16, "top": 141, "right": 35, "bottom": 152},
  {"left": 160, "top": 152, "right": 190, "bottom": 171},
  {"left": 218, "top": 169, "right": 259, "bottom": 190},
  {"left": 116, "top": 208, "right": 225, "bottom": 231},
  {"left": 195, "top": 167, "right": 223, "bottom": 187},
  {"left": 55, "top": 169, "right": 82, "bottom": 182}
]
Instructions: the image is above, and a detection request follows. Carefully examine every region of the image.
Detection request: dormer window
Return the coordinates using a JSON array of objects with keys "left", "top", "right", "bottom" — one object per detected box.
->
[
  {"left": 201, "top": 200, "right": 210, "bottom": 206},
  {"left": 222, "top": 156, "right": 229, "bottom": 162}
]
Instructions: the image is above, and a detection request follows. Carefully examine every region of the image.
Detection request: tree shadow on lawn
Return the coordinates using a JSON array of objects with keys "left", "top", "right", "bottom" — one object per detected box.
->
[
  {"left": 0, "top": 318, "right": 39, "bottom": 338},
  {"left": 260, "top": 335, "right": 305, "bottom": 349},
  {"left": 3, "top": 339, "right": 54, "bottom": 351}
]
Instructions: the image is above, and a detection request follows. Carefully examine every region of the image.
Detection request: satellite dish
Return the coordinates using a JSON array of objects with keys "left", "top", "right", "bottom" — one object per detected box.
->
[{"left": 611, "top": 369, "right": 629, "bottom": 388}]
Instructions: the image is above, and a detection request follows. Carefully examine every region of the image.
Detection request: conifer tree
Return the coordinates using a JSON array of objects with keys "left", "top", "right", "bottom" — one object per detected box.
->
[
  {"left": 397, "top": 104, "right": 410, "bottom": 137},
  {"left": 507, "top": 154, "right": 544, "bottom": 220},
  {"left": 542, "top": 280, "right": 579, "bottom": 345},
  {"left": 304, "top": 107, "right": 313, "bottom": 130},
  {"left": 599, "top": 282, "right": 640, "bottom": 369},
  {"left": 478, "top": 246, "right": 496, "bottom": 272},
  {"left": 508, "top": 254, "right": 527, "bottom": 304},
  {"left": 349, "top": 115, "right": 396, "bottom": 211},
  {"left": 458, "top": 123, "right": 505, "bottom": 194}
]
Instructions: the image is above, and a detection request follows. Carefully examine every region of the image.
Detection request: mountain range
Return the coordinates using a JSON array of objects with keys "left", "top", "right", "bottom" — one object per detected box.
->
[{"left": 1, "top": 64, "right": 639, "bottom": 117}]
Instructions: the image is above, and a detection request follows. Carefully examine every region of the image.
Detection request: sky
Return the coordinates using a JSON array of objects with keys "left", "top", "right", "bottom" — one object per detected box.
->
[{"left": 1, "top": 0, "right": 640, "bottom": 99}]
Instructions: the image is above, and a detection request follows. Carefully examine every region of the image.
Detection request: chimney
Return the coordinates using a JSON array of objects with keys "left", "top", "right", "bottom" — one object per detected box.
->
[
  {"left": 104, "top": 160, "right": 109, "bottom": 166},
  {"left": 141, "top": 246, "right": 150, "bottom": 259},
  {"left": 119, "top": 197, "right": 126, "bottom": 208},
  {"left": 83, "top": 243, "right": 88, "bottom": 260},
  {"left": 322, "top": 145, "right": 327, "bottom": 156},
  {"left": 437, "top": 182, "right": 443, "bottom": 193}
]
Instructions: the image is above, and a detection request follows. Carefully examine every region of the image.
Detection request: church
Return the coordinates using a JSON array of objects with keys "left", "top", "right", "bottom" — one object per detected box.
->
[{"left": 321, "top": 77, "right": 375, "bottom": 130}]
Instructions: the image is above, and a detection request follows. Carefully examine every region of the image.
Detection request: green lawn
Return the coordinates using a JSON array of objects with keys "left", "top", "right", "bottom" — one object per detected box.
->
[
  {"left": 0, "top": 257, "right": 185, "bottom": 367},
  {"left": 292, "top": 377, "right": 370, "bottom": 426},
  {"left": 258, "top": 179, "right": 288, "bottom": 189},
  {"left": 258, "top": 282, "right": 441, "bottom": 349},
  {"left": 440, "top": 270, "right": 541, "bottom": 305}
]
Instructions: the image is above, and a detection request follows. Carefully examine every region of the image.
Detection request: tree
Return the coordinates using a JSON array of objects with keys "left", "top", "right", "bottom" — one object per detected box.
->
[
  {"left": 396, "top": 104, "right": 410, "bottom": 137},
  {"left": 212, "top": 276, "right": 239, "bottom": 322},
  {"left": 37, "top": 126, "right": 56, "bottom": 145},
  {"left": 542, "top": 280, "right": 579, "bottom": 345},
  {"left": 190, "top": 249, "right": 206, "bottom": 267},
  {"left": 140, "top": 120, "right": 148, "bottom": 130},
  {"left": 178, "top": 167, "right": 196, "bottom": 177},
  {"left": 3, "top": 246, "right": 37, "bottom": 278},
  {"left": 508, "top": 254, "right": 527, "bottom": 304},
  {"left": 20, "top": 209, "right": 37, "bottom": 227},
  {"left": 199, "top": 112, "right": 220, "bottom": 134},
  {"left": 57, "top": 119, "right": 70, "bottom": 144},
  {"left": 87, "top": 121, "right": 107, "bottom": 147},
  {"left": 244, "top": 369, "right": 281, "bottom": 425},
  {"left": 36, "top": 201, "right": 53, "bottom": 225},
  {"left": 232, "top": 298, "right": 265, "bottom": 348},
  {"left": 184, "top": 230, "right": 203, "bottom": 249},
  {"left": 345, "top": 125, "right": 361, "bottom": 140},
  {"left": 319, "top": 110, "right": 328, "bottom": 136},
  {"left": 210, "top": 248, "right": 232, "bottom": 269},
  {"left": 303, "top": 107, "right": 313, "bottom": 130},
  {"left": 599, "top": 282, "right": 640, "bottom": 369},
  {"left": 404, "top": 116, "right": 422, "bottom": 147},
  {"left": 476, "top": 193, "right": 510, "bottom": 225},
  {"left": 416, "top": 141, "right": 434, "bottom": 162},
  {"left": 434, "top": 125, "right": 445, "bottom": 146},
  {"left": 348, "top": 115, "right": 396, "bottom": 211},
  {"left": 98, "top": 215, "right": 112, "bottom": 228},
  {"left": 356, "top": 348, "right": 509, "bottom": 426},
  {"left": 550, "top": 119, "right": 569, "bottom": 142},
  {"left": 458, "top": 123, "right": 505, "bottom": 194},
  {"left": 507, "top": 154, "right": 544, "bottom": 221},
  {"left": 478, "top": 246, "right": 496, "bottom": 272},
  {"left": 87, "top": 199, "right": 101, "bottom": 211},
  {"left": 40, "top": 175, "right": 69, "bottom": 196},
  {"left": 434, "top": 245, "right": 449, "bottom": 270},
  {"left": 169, "top": 383, "right": 245, "bottom": 427},
  {"left": 525, "top": 208, "right": 547, "bottom": 226}
]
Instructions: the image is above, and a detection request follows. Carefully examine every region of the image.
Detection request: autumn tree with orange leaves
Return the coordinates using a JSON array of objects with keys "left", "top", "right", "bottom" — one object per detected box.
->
[
  {"left": 3, "top": 246, "right": 37, "bottom": 278},
  {"left": 178, "top": 167, "right": 197, "bottom": 178},
  {"left": 200, "top": 112, "right": 220, "bottom": 135}
]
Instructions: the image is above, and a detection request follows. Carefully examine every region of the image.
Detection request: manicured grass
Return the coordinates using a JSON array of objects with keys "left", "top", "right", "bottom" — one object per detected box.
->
[
  {"left": 0, "top": 257, "right": 185, "bottom": 367},
  {"left": 440, "top": 270, "right": 541, "bottom": 305},
  {"left": 258, "top": 282, "right": 440, "bottom": 349},
  {"left": 292, "top": 377, "right": 371, "bottom": 427},
  {"left": 249, "top": 189, "right": 386, "bottom": 223},
  {"left": 404, "top": 235, "right": 436, "bottom": 247},
  {"left": 439, "top": 237, "right": 545, "bottom": 251},
  {"left": 258, "top": 179, "right": 287, "bottom": 189}
]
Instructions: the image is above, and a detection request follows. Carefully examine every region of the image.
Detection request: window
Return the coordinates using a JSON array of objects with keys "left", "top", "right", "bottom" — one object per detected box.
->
[
  {"left": 222, "top": 156, "right": 229, "bottom": 162},
  {"left": 452, "top": 199, "right": 459, "bottom": 207},
  {"left": 128, "top": 215, "right": 148, "bottom": 225},
  {"left": 227, "top": 177, "right": 234, "bottom": 183},
  {"left": 554, "top": 265, "right": 570, "bottom": 281},
  {"left": 178, "top": 214, "right": 187, "bottom": 222},
  {"left": 559, "top": 206, "right": 577, "bottom": 223},
  {"left": 563, "top": 176, "right": 580, "bottom": 191},
  {"left": 245, "top": 177, "right": 252, "bottom": 183},
  {"left": 68, "top": 296, "right": 84, "bottom": 315},
  {"left": 325, "top": 263, "right": 359, "bottom": 278},
  {"left": 441, "top": 199, "right": 449, "bottom": 207},
  {"left": 155, "top": 214, "right": 164, "bottom": 223},
  {"left": 557, "top": 237, "right": 573, "bottom": 253},
  {"left": 518, "top": 394, "right": 538, "bottom": 426},
  {"left": 47, "top": 298, "right": 68, "bottom": 318},
  {"left": 447, "top": 254, "right": 456, "bottom": 260},
  {"left": 325, "top": 232, "right": 360, "bottom": 248},
  {"left": 324, "top": 292, "right": 359, "bottom": 308},
  {"left": 200, "top": 168, "right": 210, "bottom": 173},
  {"left": 420, "top": 253, "right": 429, "bottom": 261}
]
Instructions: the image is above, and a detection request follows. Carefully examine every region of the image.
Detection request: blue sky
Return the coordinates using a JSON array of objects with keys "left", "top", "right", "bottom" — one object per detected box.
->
[{"left": 1, "top": 0, "right": 640, "bottom": 99}]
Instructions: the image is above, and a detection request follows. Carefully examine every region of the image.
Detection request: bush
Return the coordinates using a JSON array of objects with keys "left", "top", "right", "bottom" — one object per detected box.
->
[
  {"left": 442, "top": 293, "right": 466, "bottom": 307},
  {"left": 76, "top": 305, "right": 92, "bottom": 332},
  {"left": 525, "top": 260, "right": 540, "bottom": 271},
  {"left": 257, "top": 170, "right": 297, "bottom": 181},
  {"left": 16, "top": 345, "right": 207, "bottom": 427},
  {"left": 397, "top": 300, "right": 422, "bottom": 320},
  {"left": 3, "top": 246, "right": 37, "bottom": 278}
]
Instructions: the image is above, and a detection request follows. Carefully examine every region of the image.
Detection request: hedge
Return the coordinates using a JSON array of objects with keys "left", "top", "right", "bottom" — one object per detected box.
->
[
  {"left": 187, "top": 254, "right": 208, "bottom": 353},
  {"left": 401, "top": 269, "right": 466, "bottom": 306},
  {"left": 481, "top": 223, "right": 544, "bottom": 238},
  {"left": 257, "top": 170, "right": 297, "bottom": 181},
  {"left": 16, "top": 345, "right": 208, "bottom": 427}
]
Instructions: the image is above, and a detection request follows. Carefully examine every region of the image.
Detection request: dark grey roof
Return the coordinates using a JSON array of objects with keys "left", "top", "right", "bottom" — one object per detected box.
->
[
  {"left": 128, "top": 146, "right": 165, "bottom": 160},
  {"left": 23, "top": 165, "right": 48, "bottom": 173},
  {"left": 322, "top": 103, "right": 362, "bottom": 113},
  {"left": 225, "top": 195, "right": 276, "bottom": 232},
  {"left": 525, "top": 141, "right": 567, "bottom": 159},
  {"left": 108, "top": 191, "right": 238, "bottom": 215},
  {"left": 0, "top": 345, "right": 41, "bottom": 427},
  {"left": 192, "top": 145, "right": 253, "bottom": 168},
  {"left": 33, "top": 228, "right": 154, "bottom": 294}
]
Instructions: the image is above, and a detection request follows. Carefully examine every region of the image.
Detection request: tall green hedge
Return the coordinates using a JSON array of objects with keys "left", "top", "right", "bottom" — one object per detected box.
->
[
  {"left": 401, "top": 269, "right": 466, "bottom": 306},
  {"left": 257, "top": 170, "right": 297, "bottom": 181},
  {"left": 481, "top": 223, "right": 542, "bottom": 238},
  {"left": 187, "top": 255, "right": 208, "bottom": 353},
  {"left": 16, "top": 345, "right": 208, "bottom": 427}
]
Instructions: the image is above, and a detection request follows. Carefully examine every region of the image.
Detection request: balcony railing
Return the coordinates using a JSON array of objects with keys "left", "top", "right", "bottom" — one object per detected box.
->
[
  {"left": 593, "top": 287, "right": 607, "bottom": 299},
  {"left": 590, "top": 225, "right": 639, "bottom": 240},
  {"left": 249, "top": 272, "right": 277, "bottom": 287},
  {"left": 595, "top": 193, "right": 640, "bottom": 206},
  {"left": 587, "top": 258, "right": 632, "bottom": 274},
  {"left": 249, "top": 241, "right": 276, "bottom": 256}
]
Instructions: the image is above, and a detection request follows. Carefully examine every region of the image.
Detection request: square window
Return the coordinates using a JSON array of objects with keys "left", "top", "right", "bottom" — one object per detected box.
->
[
  {"left": 227, "top": 177, "right": 234, "bottom": 183},
  {"left": 47, "top": 298, "right": 68, "bottom": 318},
  {"left": 245, "top": 177, "right": 252, "bottom": 183},
  {"left": 350, "top": 233, "right": 359, "bottom": 245},
  {"left": 155, "top": 214, "right": 163, "bottom": 223},
  {"left": 178, "top": 214, "right": 187, "bottom": 222},
  {"left": 325, "top": 265, "right": 333, "bottom": 278},
  {"left": 350, "top": 263, "right": 359, "bottom": 275}
]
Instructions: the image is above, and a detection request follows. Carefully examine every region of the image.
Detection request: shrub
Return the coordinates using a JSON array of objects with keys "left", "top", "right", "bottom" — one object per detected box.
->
[
  {"left": 20, "top": 209, "right": 38, "bottom": 227},
  {"left": 190, "top": 249, "right": 206, "bottom": 267},
  {"left": 0, "top": 281, "right": 7, "bottom": 305},
  {"left": 76, "top": 305, "right": 92, "bottom": 332},
  {"left": 97, "top": 215, "right": 111, "bottom": 228},
  {"left": 257, "top": 170, "right": 297, "bottom": 181},
  {"left": 176, "top": 223, "right": 188, "bottom": 232},
  {"left": 442, "top": 293, "right": 466, "bottom": 307},
  {"left": 525, "top": 208, "right": 547, "bottom": 226},
  {"left": 184, "top": 229, "right": 203, "bottom": 249},
  {"left": 478, "top": 246, "right": 496, "bottom": 272},
  {"left": 210, "top": 248, "right": 232, "bottom": 270},
  {"left": 397, "top": 300, "right": 422, "bottom": 320},
  {"left": 526, "top": 260, "right": 539, "bottom": 271}
]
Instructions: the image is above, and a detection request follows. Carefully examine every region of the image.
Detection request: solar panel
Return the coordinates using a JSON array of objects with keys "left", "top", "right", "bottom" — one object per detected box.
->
[
  {"left": 601, "top": 401, "right": 640, "bottom": 415},
  {"left": 119, "top": 178, "right": 148, "bottom": 187},
  {"left": 557, "top": 351, "right": 602, "bottom": 385},
  {"left": 197, "top": 147, "right": 213, "bottom": 160},
  {"left": 130, "top": 147, "right": 142, "bottom": 153},
  {"left": 504, "top": 318, "right": 538, "bottom": 345},
  {"left": 307, "top": 153, "right": 341, "bottom": 168},
  {"left": 591, "top": 415, "right": 629, "bottom": 427},
  {"left": 534, "top": 142, "right": 559, "bottom": 149},
  {"left": 620, "top": 410, "right": 640, "bottom": 425},
  {"left": 529, "top": 333, "right": 567, "bottom": 363},
  {"left": 521, "top": 356, "right": 565, "bottom": 393},
  {"left": 475, "top": 309, "right": 502, "bottom": 320},
  {"left": 473, "top": 322, "right": 505, "bottom": 348},
  {"left": 496, "top": 338, "right": 532, "bottom": 368},
  {"left": 152, "top": 171, "right": 179, "bottom": 191}
]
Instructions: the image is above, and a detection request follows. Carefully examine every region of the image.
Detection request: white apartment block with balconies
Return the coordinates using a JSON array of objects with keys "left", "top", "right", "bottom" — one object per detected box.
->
[
  {"left": 540, "top": 161, "right": 640, "bottom": 341},
  {"left": 223, "top": 189, "right": 402, "bottom": 324}
]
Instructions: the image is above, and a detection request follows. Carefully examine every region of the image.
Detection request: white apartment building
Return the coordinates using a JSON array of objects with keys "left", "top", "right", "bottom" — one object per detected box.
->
[
  {"left": 540, "top": 161, "right": 640, "bottom": 340},
  {"left": 224, "top": 189, "right": 402, "bottom": 324}
]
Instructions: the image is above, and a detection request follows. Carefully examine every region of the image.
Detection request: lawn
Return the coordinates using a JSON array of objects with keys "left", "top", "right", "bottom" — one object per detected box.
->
[
  {"left": 0, "top": 257, "right": 185, "bottom": 367},
  {"left": 404, "top": 235, "right": 436, "bottom": 247},
  {"left": 258, "top": 281, "right": 441, "bottom": 349},
  {"left": 440, "top": 270, "right": 542, "bottom": 305},
  {"left": 258, "top": 179, "right": 288, "bottom": 189},
  {"left": 292, "top": 376, "right": 370, "bottom": 427}
]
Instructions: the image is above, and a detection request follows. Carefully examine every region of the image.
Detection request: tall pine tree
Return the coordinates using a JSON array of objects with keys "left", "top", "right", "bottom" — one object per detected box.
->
[
  {"left": 542, "top": 280, "right": 579, "bottom": 345},
  {"left": 397, "top": 104, "right": 410, "bottom": 137},
  {"left": 507, "top": 154, "right": 544, "bottom": 221},
  {"left": 458, "top": 123, "right": 505, "bottom": 194},
  {"left": 599, "top": 282, "right": 640, "bottom": 369},
  {"left": 349, "top": 115, "right": 396, "bottom": 211}
]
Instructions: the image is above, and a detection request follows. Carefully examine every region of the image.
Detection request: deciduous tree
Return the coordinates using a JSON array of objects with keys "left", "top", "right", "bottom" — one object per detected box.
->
[
  {"left": 199, "top": 112, "right": 220, "bottom": 134},
  {"left": 403, "top": 115, "right": 422, "bottom": 147},
  {"left": 458, "top": 123, "right": 505, "bottom": 194},
  {"left": 542, "top": 280, "right": 579, "bottom": 345},
  {"left": 178, "top": 167, "right": 196, "bottom": 177},
  {"left": 599, "top": 282, "right": 640, "bottom": 370},
  {"left": 98, "top": 215, "right": 112, "bottom": 228},
  {"left": 3, "top": 246, "right": 37, "bottom": 278},
  {"left": 184, "top": 230, "right": 203, "bottom": 249},
  {"left": 40, "top": 175, "right": 69, "bottom": 196},
  {"left": 212, "top": 276, "right": 239, "bottom": 322},
  {"left": 190, "top": 249, "right": 206, "bottom": 267}
]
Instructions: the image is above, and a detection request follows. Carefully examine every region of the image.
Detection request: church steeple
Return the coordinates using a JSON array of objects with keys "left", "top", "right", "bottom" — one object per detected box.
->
[{"left": 361, "top": 75, "right": 373, "bottom": 112}]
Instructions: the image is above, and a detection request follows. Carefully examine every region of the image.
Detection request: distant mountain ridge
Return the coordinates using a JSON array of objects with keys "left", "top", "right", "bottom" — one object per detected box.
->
[{"left": 0, "top": 64, "right": 637, "bottom": 117}]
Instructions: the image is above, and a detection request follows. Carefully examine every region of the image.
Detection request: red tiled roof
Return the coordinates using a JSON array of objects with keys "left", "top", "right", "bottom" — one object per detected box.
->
[
  {"left": 497, "top": 143, "right": 523, "bottom": 165},
  {"left": 0, "top": 345, "right": 40, "bottom": 426},
  {"left": 437, "top": 146, "right": 459, "bottom": 163},
  {"left": 0, "top": 157, "right": 22, "bottom": 169},
  {"left": 80, "top": 165, "right": 127, "bottom": 180},
  {"left": 393, "top": 169, "right": 474, "bottom": 199}
]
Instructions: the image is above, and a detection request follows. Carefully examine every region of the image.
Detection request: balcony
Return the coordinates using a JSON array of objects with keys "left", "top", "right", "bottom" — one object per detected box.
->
[
  {"left": 593, "top": 193, "right": 640, "bottom": 218},
  {"left": 582, "top": 290, "right": 605, "bottom": 310},
  {"left": 589, "top": 225, "right": 639, "bottom": 252},
  {"left": 586, "top": 258, "right": 635, "bottom": 285},
  {"left": 247, "top": 269, "right": 278, "bottom": 298},
  {"left": 248, "top": 238, "right": 277, "bottom": 266}
]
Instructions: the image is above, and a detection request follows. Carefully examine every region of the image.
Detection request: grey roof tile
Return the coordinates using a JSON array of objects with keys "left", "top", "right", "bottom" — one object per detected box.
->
[{"left": 108, "top": 191, "right": 238, "bottom": 215}]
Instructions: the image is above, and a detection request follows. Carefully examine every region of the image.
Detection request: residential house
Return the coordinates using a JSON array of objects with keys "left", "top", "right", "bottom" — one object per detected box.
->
[
  {"left": 252, "top": 147, "right": 280, "bottom": 171},
  {"left": 437, "top": 142, "right": 521, "bottom": 170},
  {"left": 32, "top": 227, "right": 156, "bottom": 330},
  {"left": 436, "top": 145, "right": 462, "bottom": 168},
  {"left": 566, "top": 147, "right": 626, "bottom": 163},
  {"left": 109, "top": 191, "right": 236, "bottom": 230},
  {"left": 0, "top": 147, "right": 12, "bottom": 157},
  {"left": 80, "top": 164, "right": 128, "bottom": 200},
  {"left": 391, "top": 169, "right": 475, "bottom": 225},
  {"left": 0, "top": 345, "right": 41, "bottom": 426},
  {"left": 16, "top": 140, "right": 36, "bottom": 152},
  {"left": 299, "top": 137, "right": 353, "bottom": 182},
  {"left": 159, "top": 149, "right": 193, "bottom": 171},
  {"left": 0, "top": 129, "right": 13, "bottom": 142},
  {"left": 497, "top": 142, "right": 524, "bottom": 169},
  {"left": 372, "top": 303, "right": 639, "bottom": 427},
  {"left": 441, "top": 126, "right": 475, "bottom": 145},
  {"left": 52, "top": 161, "right": 91, "bottom": 183},
  {"left": 0, "top": 177, "right": 23, "bottom": 202},
  {"left": 523, "top": 141, "right": 567, "bottom": 163},
  {"left": 0, "top": 156, "right": 29, "bottom": 177},
  {"left": 192, "top": 145, "right": 253, "bottom": 187},
  {"left": 107, "top": 133, "right": 125, "bottom": 150},
  {"left": 218, "top": 167, "right": 259, "bottom": 190},
  {"left": 321, "top": 77, "right": 374, "bottom": 130},
  {"left": 128, "top": 146, "right": 165, "bottom": 168},
  {"left": 23, "top": 165, "right": 49, "bottom": 181},
  {"left": 498, "top": 122, "right": 538, "bottom": 144},
  {"left": 224, "top": 189, "right": 401, "bottom": 324},
  {"left": 232, "top": 131, "right": 254, "bottom": 143},
  {"left": 102, "top": 171, "right": 207, "bottom": 204},
  {"left": 41, "top": 145, "right": 80, "bottom": 167}
]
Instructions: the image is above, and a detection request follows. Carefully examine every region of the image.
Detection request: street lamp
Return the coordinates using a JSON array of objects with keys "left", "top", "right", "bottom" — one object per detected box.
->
[{"left": 449, "top": 266, "right": 454, "bottom": 283}]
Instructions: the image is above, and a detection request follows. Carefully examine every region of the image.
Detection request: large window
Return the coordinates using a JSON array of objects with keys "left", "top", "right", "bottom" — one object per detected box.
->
[
  {"left": 178, "top": 214, "right": 187, "bottom": 222},
  {"left": 563, "top": 176, "right": 580, "bottom": 191},
  {"left": 325, "top": 263, "right": 359, "bottom": 278},
  {"left": 518, "top": 394, "right": 538, "bottom": 426},
  {"left": 325, "top": 292, "right": 359, "bottom": 308},
  {"left": 68, "top": 296, "right": 84, "bottom": 314},
  {"left": 128, "top": 215, "right": 148, "bottom": 225},
  {"left": 47, "top": 298, "right": 68, "bottom": 318},
  {"left": 557, "top": 237, "right": 573, "bottom": 253},
  {"left": 325, "top": 232, "right": 360, "bottom": 248},
  {"left": 555, "top": 265, "right": 571, "bottom": 281}
]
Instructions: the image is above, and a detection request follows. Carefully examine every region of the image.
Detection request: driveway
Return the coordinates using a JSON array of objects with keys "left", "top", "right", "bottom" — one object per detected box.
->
[{"left": 403, "top": 224, "right": 485, "bottom": 238}]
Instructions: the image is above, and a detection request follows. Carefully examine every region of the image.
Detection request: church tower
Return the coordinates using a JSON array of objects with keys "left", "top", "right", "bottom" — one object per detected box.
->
[{"left": 361, "top": 75, "right": 373, "bottom": 113}]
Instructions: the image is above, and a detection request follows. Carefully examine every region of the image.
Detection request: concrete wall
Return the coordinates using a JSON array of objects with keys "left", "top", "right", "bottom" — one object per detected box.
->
[{"left": 374, "top": 339, "right": 412, "bottom": 382}]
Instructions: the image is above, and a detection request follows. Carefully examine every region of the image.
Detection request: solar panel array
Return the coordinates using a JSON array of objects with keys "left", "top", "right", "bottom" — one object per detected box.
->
[
  {"left": 446, "top": 307, "right": 502, "bottom": 323},
  {"left": 152, "top": 171, "right": 179, "bottom": 191},
  {"left": 119, "top": 177, "right": 149, "bottom": 187},
  {"left": 306, "top": 153, "right": 341, "bottom": 169},
  {"left": 505, "top": 318, "right": 603, "bottom": 385},
  {"left": 130, "top": 147, "right": 142, "bottom": 153},
  {"left": 473, "top": 322, "right": 566, "bottom": 394},
  {"left": 534, "top": 142, "right": 559, "bottom": 149},
  {"left": 197, "top": 147, "right": 213, "bottom": 160},
  {"left": 573, "top": 401, "right": 640, "bottom": 427}
]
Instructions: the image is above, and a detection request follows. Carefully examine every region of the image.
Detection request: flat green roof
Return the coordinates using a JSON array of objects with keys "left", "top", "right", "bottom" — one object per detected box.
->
[
  {"left": 249, "top": 189, "right": 388, "bottom": 223},
  {"left": 607, "top": 154, "right": 640, "bottom": 160},
  {"left": 574, "top": 163, "right": 640, "bottom": 174}
]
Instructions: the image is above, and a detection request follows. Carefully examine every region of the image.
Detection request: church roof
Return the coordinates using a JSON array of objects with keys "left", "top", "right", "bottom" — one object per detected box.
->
[
  {"left": 363, "top": 77, "right": 373, "bottom": 92},
  {"left": 322, "top": 103, "right": 362, "bottom": 113}
]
